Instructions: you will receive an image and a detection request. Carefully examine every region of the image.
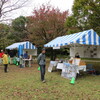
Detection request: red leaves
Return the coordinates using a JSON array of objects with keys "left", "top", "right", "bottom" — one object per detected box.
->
[{"left": 27, "top": 4, "right": 69, "bottom": 46}]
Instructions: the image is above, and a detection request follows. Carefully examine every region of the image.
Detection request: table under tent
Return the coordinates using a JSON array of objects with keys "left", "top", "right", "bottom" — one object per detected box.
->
[
  {"left": 6, "top": 41, "right": 37, "bottom": 67},
  {"left": 44, "top": 29, "right": 100, "bottom": 80}
]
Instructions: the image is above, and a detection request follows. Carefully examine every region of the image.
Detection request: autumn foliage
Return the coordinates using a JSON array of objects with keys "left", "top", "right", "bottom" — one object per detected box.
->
[{"left": 27, "top": 4, "right": 69, "bottom": 47}]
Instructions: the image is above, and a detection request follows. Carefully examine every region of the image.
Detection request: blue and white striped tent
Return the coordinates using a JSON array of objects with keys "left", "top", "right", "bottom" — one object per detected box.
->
[
  {"left": 44, "top": 29, "right": 100, "bottom": 47},
  {"left": 6, "top": 41, "right": 36, "bottom": 50}
]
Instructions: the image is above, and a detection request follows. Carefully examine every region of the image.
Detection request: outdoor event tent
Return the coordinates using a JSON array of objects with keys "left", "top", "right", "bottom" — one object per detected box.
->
[
  {"left": 6, "top": 41, "right": 36, "bottom": 50},
  {"left": 6, "top": 41, "right": 37, "bottom": 56},
  {"left": 44, "top": 29, "right": 100, "bottom": 47},
  {"left": 44, "top": 29, "right": 100, "bottom": 58}
]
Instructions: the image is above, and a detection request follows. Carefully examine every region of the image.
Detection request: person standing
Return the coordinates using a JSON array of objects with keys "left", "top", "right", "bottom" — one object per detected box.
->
[
  {"left": 19, "top": 54, "right": 23, "bottom": 68},
  {"left": 9, "top": 50, "right": 14, "bottom": 64},
  {"left": 0, "top": 50, "right": 4, "bottom": 57},
  {"left": 37, "top": 48, "right": 46, "bottom": 83},
  {"left": 2, "top": 52, "right": 8, "bottom": 73},
  {"left": 23, "top": 51, "right": 28, "bottom": 59},
  {"left": 0, "top": 50, "right": 4, "bottom": 65},
  {"left": 23, "top": 51, "right": 29, "bottom": 67}
]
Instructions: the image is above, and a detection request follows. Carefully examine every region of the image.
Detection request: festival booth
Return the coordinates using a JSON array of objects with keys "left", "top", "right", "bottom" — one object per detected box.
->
[
  {"left": 6, "top": 41, "right": 37, "bottom": 67},
  {"left": 44, "top": 29, "right": 100, "bottom": 79}
]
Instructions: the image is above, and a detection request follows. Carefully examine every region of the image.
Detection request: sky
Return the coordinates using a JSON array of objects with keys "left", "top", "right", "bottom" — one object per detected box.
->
[
  {"left": 11, "top": 0, "right": 74, "bottom": 19},
  {"left": 2, "top": 0, "right": 74, "bottom": 23}
]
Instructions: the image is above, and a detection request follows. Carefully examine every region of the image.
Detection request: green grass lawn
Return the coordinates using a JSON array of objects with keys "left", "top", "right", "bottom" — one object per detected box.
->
[{"left": 0, "top": 63, "right": 100, "bottom": 100}]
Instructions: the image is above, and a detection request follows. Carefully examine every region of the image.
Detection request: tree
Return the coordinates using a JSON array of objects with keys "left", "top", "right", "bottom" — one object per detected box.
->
[
  {"left": 65, "top": 16, "right": 81, "bottom": 34},
  {"left": 10, "top": 16, "right": 28, "bottom": 42},
  {"left": 0, "top": 0, "right": 29, "bottom": 22},
  {"left": 12, "top": 16, "right": 27, "bottom": 32},
  {"left": 0, "top": 23, "right": 13, "bottom": 49},
  {"left": 65, "top": 0, "right": 100, "bottom": 35},
  {"left": 27, "top": 4, "right": 69, "bottom": 47}
]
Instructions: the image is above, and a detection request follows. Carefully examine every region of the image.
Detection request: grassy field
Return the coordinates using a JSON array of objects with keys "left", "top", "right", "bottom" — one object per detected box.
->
[{"left": 0, "top": 62, "right": 100, "bottom": 100}]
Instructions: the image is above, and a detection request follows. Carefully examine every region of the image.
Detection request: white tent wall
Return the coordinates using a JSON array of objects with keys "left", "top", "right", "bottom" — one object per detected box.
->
[
  {"left": 70, "top": 47, "right": 84, "bottom": 58},
  {"left": 97, "top": 46, "right": 100, "bottom": 58},
  {"left": 70, "top": 46, "right": 100, "bottom": 58},
  {"left": 23, "top": 49, "right": 37, "bottom": 56}
]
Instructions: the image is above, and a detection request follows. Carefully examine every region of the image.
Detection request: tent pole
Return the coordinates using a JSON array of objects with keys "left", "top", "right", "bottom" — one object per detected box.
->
[{"left": 74, "top": 44, "right": 76, "bottom": 57}]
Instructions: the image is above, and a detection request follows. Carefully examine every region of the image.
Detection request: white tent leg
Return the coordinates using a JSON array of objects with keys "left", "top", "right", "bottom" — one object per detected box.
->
[{"left": 74, "top": 44, "right": 76, "bottom": 57}]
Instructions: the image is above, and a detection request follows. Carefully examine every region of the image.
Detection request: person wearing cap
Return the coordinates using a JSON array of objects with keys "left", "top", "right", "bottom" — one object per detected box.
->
[
  {"left": 2, "top": 51, "right": 8, "bottom": 73},
  {"left": 37, "top": 48, "right": 46, "bottom": 83}
]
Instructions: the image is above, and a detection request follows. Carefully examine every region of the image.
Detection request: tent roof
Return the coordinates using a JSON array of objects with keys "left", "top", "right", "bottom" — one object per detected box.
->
[
  {"left": 6, "top": 41, "right": 36, "bottom": 50},
  {"left": 44, "top": 29, "right": 100, "bottom": 47}
]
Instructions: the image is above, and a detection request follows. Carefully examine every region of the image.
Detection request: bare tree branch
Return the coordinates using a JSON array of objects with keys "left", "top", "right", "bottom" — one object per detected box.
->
[
  {"left": 0, "top": 18, "right": 12, "bottom": 22},
  {"left": 2, "top": 0, "right": 20, "bottom": 10},
  {"left": 2, "top": 0, "right": 28, "bottom": 10},
  {"left": 0, "top": 0, "right": 30, "bottom": 22}
]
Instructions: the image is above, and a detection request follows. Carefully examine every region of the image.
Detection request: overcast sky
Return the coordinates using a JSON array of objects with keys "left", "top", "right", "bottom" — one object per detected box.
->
[{"left": 11, "top": 0, "right": 74, "bottom": 19}]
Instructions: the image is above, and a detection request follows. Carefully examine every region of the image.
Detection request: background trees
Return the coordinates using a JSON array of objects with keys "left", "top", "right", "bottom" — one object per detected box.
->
[
  {"left": 65, "top": 0, "right": 100, "bottom": 35},
  {"left": 0, "top": 23, "right": 13, "bottom": 49},
  {"left": 27, "top": 4, "right": 69, "bottom": 47},
  {"left": 10, "top": 16, "right": 28, "bottom": 42},
  {"left": 0, "top": 16, "right": 28, "bottom": 49},
  {"left": 0, "top": 1, "right": 99, "bottom": 49},
  {"left": 0, "top": 0, "right": 30, "bottom": 49}
]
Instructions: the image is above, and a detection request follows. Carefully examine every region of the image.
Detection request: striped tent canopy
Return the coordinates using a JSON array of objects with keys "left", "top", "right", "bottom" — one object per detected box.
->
[
  {"left": 6, "top": 41, "right": 36, "bottom": 50},
  {"left": 44, "top": 29, "right": 100, "bottom": 47}
]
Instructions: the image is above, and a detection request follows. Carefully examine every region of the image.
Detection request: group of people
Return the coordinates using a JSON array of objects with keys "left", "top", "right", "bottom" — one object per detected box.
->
[
  {"left": 0, "top": 48, "right": 81, "bottom": 83},
  {"left": 0, "top": 48, "right": 82, "bottom": 83},
  {"left": 0, "top": 50, "right": 30, "bottom": 71},
  {"left": 0, "top": 48, "right": 46, "bottom": 83}
]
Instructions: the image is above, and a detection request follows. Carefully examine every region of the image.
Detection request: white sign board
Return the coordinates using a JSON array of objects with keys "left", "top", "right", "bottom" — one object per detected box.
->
[
  {"left": 61, "top": 64, "right": 77, "bottom": 80},
  {"left": 57, "top": 63, "right": 64, "bottom": 70},
  {"left": 48, "top": 61, "right": 58, "bottom": 72},
  {"left": 53, "top": 47, "right": 60, "bottom": 49}
]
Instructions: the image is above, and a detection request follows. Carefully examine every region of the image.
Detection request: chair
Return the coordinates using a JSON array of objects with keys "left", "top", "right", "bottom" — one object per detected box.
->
[{"left": 86, "top": 64, "right": 95, "bottom": 74}]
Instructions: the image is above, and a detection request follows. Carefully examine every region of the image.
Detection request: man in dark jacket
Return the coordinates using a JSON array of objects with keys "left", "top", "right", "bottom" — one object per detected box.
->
[{"left": 37, "top": 48, "right": 46, "bottom": 83}]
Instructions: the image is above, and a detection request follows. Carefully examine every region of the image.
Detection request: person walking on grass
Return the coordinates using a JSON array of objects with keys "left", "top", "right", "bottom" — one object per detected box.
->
[
  {"left": 2, "top": 51, "right": 8, "bottom": 73},
  {"left": 37, "top": 48, "right": 46, "bottom": 83}
]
